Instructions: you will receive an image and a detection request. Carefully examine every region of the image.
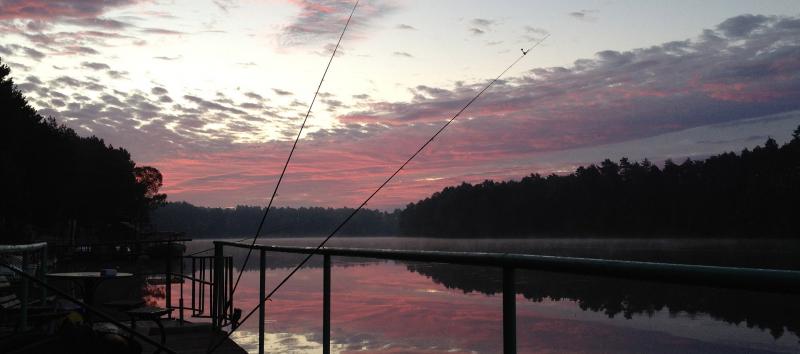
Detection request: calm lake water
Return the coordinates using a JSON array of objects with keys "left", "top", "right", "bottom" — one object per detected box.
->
[{"left": 153, "top": 237, "right": 800, "bottom": 353}]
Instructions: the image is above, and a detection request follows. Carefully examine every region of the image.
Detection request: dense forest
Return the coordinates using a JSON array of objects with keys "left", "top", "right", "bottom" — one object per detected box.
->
[
  {"left": 150, "top": 202, "right": 399, "bottom": 237},
  {"left": 400, "top": 129, "right": 800, "bottom": 238},
  {"left": 0, "top": 59, "right": 165, "bottom": 242}
]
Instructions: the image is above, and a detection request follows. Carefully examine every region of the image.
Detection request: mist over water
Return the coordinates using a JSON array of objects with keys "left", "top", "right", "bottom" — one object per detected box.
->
[{"left": 162, "top": 237, "right": 800, "bottom": 353}]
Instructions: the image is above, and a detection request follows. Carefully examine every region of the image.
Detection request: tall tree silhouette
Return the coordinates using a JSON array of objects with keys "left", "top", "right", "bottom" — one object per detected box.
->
[{"left": 0, "top": 59, "right": 166, "bottom": 242}]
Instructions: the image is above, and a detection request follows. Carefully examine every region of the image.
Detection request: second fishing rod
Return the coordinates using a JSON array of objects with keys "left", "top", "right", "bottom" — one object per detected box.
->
[{"left": 205, "top": 34, "right": 550, "bottom": 354}]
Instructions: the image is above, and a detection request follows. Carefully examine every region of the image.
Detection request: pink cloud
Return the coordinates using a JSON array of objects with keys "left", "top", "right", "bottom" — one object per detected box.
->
[{"left": 0, "top": 0, "right": 140, "bottom": 21}]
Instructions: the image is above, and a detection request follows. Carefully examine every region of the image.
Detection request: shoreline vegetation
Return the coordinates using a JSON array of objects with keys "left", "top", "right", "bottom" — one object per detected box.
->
[{"left": 400, "top": 130, "right": 800, "bottom": 239}]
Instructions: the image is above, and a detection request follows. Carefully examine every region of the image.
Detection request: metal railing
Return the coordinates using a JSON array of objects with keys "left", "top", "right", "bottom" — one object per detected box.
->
[
  {"left": 0, "top": 260, "right": 177, "bottom": 354},
  {"left": 0, "top": 242, "right": 48, "bottom": 330},
  {"left": 169, "top": 255, "right": 234, "bottom": 324},
  {"left": 212, "top": 240, "right": 800, "bottom": 354}
]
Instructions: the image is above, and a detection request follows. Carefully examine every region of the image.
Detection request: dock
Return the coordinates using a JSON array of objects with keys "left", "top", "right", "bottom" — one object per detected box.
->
[
  {"left": 129, "top": 320, "right": 246, "bottom": 354},
  {"left": 1, "top": 242, "right": 247, "bottom": 354}
]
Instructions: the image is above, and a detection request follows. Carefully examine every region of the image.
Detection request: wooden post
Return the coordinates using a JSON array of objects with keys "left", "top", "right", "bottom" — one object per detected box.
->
[
  {"left": 503, "top": 267, "right": 516, "bottom": 354},
  {"left": 20, "top": 252, "right": 29, "bottom": 330},
  {"left": 165, "top": 242, "right": 172, "bottom": 319},
  {"left": 179, "top": 252, "right": 184, "bottom": 325},
  {"left": 259, "top": 249, "right": 266, "bottom": 354},
  {"left": 213, "top": 243, "right": 224, "bottom": 328},
  {"left": 323, "top": 255, "right": 331, "bottom": 354},
  {"left": 40, "top": 246, "right": 47, "bottom": 302},
  {"left": 191, "top": 258, "right": 196, "bottom": 317}
]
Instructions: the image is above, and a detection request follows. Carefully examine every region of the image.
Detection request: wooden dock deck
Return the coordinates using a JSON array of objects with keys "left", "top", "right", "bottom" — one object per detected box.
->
[{"left": 122, "top": 319, "right": 247, "bottom": 354}]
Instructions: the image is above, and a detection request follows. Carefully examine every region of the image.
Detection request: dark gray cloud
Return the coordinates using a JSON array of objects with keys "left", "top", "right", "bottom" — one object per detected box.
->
[
  {"left": 239, "top": 102, "right": 263, "bottom": 110},
  {"left": 0, "top": 44, "right": 12, "bottom": 55},
  {"left": 393, "top": 51, "right": 413, "bottom": 58},
  {"left": 569, "top": 10, "right": 597, "bottom": 21},
  {"left": 25, "top": 75, "right": 42, "bottom": 84},
  {"left": 471, "top": 18, "right": 493, "bottom": 27},
  {"left": 25, "top": 19, "right": 49, "bottom": 31},
  {"left": 107, "top": 70, "right": 128, "bottom": 79},
  {"left": 213, "top": 0, "right": 236, "bottom": 12},
  {"left": 396, "top": 24, "right": 416, "bottom": 30},
  {"left": 245, "top": 92, "right": 264, "bottom": 100},
  {"left": 717, "top": 14, "right": 769, "bottom": 37},
  {"left": 66, "top": 46, "right": 100, "bottom": 55},
  {"left": 53, "top": 76, "right": 82, "bottom": 88},
  {"left": 524, "top": 26, "right": 548, "bottom": 35},
  {"left": 101, "top": 94, "right": 124, "bottom": 106},
  {"left": 66, "top": 17, "right": 130, "bottom": 29},
  {"left": 279, "top": 0, "right": 395, "bottom": 46},
  {"left": 183, "top": 95, "right": 246, "bottom": 115},
  {"left": 23, "top": 47, "right": 45, "bottom": 60},
  {"left": 153, "top": 55, "right": 181, "bottom": 61},
  {"left": 0, "top": 0, "right": 141, "bottom": 21},
  {"left": 272, "top": 88, "right": 293, "bottom": 96},
  {"left": 141, "top": 28, "right": 184, "bottom": 35},
  {"left": 81, "top": 61, "right": 110, "bottom": 70},
  {"left": 151, "top": 87, "right": 168, "bottom": 95},
  {"left": 49, "top": 91, "right": 67, "bottom": 99},
  {"left": 469, "top": 18, "right": 494, "bottom": 36}
]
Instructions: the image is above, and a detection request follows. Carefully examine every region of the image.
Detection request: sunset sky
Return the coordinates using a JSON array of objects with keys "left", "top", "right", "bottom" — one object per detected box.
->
[{"left": 2, "top": 0, "right": 799, "bottom": 209}]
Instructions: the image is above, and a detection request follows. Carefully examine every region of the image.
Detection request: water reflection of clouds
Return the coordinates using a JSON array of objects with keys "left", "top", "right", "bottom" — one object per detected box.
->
[{"left": 164, "top": 259, "right": 799, "bottom": 353}]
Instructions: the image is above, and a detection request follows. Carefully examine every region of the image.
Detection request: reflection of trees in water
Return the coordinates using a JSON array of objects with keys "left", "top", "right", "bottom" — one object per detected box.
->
[
  {"left": 406, "top": 263, "right": 800, "bottom": 339},
  {"left": 184, "top": 242, "right": 800, "bottom": 340}
]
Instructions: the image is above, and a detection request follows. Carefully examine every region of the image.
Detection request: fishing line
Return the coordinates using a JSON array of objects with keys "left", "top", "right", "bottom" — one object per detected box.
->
[
  {"left": 206, "top": 34, "right": 550, "bottom": 354},
  {"left": 189, "top": 0, "right": 359, "bottom": 293}
]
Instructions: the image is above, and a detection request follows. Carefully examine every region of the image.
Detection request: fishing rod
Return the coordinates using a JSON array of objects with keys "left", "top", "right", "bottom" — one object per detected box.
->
[
  {"left": 206, "top": 34, "right": 550, "bottom": 354},
  {"left": 225, "top": 0, "right": 360, "bottom": 303},
  {"left": 187, "top": 0, "right": 359, "bottom": 287}
]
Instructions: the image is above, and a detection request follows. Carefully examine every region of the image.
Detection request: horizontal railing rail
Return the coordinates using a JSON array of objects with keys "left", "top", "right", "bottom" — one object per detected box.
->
[
  {"left": 213, "top": 240, "right": 800, "bottom": 354},
  {"left": 0, "top": 242, "right": 47, "bottom": 254},
  {"left": 215, "top": 241, "right": 800, "bottom": 294},
  {"left": 0, "top": 242, "right": 48, "bottom": 330},
  {"left": 50, "top": 239, "right": 192, "bottom": 248}
]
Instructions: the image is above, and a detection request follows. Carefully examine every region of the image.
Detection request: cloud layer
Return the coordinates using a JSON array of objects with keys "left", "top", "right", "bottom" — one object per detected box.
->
[{"left": 4, "top": 12, "right": 800, "bottom": 209}]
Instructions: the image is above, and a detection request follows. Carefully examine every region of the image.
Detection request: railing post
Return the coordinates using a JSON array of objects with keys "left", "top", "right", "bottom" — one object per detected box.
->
[
  {"left": 40, "top": 246, "right": 47, "bottom": 302},
  {"left": 503, "top": 267, "right": 516, "bottom": 354},
  {"left": 259, "top": 249, "right": 266, "bottom": 354},
  {"left": 165, "top": 242, "right": 172, "bottom": 319},
  {"left": 179, "top": 253, "right": 184, "bottom": 326},
  {"left": 323, "top": 254, "right": 331, "bottom": 354},
  {"left": 20, "top": 251, "right": 29, "bottom": 330},
  {"left": 199, "top": 258, "right": 205, "bottom": 314},
  {"left": 228, "top": 257, "right": 233, "bottom": 317},
  {"left": 191, "top": 257, "right": 196, "bottom": 317},
  {"left": 213, "top": 243, "right": 224, "bottom": 329}
]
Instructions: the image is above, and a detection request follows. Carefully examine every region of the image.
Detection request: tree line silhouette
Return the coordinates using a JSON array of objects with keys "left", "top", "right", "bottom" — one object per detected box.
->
[
  {"left": 150, "top": 202, "right": 399, "bottom": 237},
  {"left": 0, "top": 59, "right": 165, "bottom": 242},
  {"left": 400, "top": 128, "right": 800, "bottom": 238}
]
